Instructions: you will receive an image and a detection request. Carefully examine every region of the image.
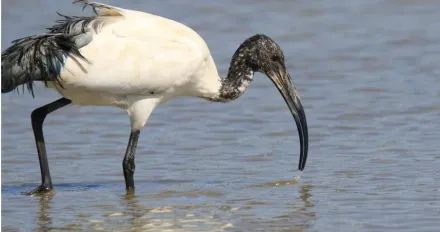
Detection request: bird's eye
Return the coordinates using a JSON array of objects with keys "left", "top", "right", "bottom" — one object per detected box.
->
[{"left": 271, "top": 55, "right": 279, "bottom": 62}]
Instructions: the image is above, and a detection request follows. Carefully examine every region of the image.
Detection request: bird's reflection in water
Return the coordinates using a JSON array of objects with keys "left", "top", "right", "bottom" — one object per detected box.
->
[
  {"left": 284, "top": 184, "right": 316, "bottom": 232},
  {"left": 300, "top": 184, "right": 314, "bottom": 208},
  {"left": 31, "top": 185, "right": 315, "bottom": 231},
  {"left": 120, "top": 193, "right": 152, "bottom": 229},
  {"left": 252, "top": 184, "right": 316, "bottom": 232},
  {"left": 36, "top": 192, "right": 54, "bottom": 231}
]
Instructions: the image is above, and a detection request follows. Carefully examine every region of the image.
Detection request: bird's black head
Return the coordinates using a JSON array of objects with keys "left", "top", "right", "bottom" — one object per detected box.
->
[
  {"left": 230, "top": 34, "right": 309, "bottom": 174},
  {"left": 232, "top": 34, "right": 285, "bottom": 74}
]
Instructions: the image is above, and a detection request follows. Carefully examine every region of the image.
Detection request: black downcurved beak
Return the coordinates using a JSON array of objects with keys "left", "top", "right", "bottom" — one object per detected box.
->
[{"left": 268, "top": 69, "right": 308, "bottom": 172}]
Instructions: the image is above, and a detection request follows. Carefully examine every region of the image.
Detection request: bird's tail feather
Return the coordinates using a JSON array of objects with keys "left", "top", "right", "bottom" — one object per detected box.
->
[
  {"left": 1, "top": 33, "right": 87, "bottom": 97},
  {"left": 2, "top": 1, "right": 119, "bottom": 97}
]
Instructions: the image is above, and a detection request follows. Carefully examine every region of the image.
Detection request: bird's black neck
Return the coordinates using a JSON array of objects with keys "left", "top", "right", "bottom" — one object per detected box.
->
[{"left": 216, "top": 52, "right": 254, "bottom": 102}]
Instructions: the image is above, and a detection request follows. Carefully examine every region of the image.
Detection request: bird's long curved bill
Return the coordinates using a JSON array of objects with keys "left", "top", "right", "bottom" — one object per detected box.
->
[{"left": 270, "top": 71, "right": 308, "bottom": 172}]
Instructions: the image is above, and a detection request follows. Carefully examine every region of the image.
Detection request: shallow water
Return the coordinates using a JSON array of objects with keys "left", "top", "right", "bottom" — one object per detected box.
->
[{"left": 2, "top": 0, "right": 440, "bottom": 231}]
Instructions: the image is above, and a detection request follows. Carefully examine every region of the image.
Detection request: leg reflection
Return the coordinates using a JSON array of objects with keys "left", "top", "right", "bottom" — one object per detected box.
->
[{"left": 37, "top": 192, "right": 55, "bottom": 231}]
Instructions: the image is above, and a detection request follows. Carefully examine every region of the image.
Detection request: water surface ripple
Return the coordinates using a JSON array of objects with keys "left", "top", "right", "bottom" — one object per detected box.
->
[{"left": 2, "top": 0, "right": 440, "bottom": 231}]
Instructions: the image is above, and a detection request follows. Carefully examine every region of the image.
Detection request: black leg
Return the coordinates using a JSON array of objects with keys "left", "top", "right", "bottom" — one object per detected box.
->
[
  {"left": 24, "top": 98, "right": 71, "bottom": 195},
  {"left": 123, "top": 130, "right": 140, "bottom": 193}
]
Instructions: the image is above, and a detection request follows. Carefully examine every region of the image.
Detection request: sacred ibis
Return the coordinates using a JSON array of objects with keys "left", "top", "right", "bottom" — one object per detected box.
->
[{"left": 1, "top": 0, "right": 308, "bottom": 194}]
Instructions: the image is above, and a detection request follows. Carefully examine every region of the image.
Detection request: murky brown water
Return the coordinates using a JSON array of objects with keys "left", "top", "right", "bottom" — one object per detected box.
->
[{"left": 2, "top": 0, "right": 440, "bottom": 231}]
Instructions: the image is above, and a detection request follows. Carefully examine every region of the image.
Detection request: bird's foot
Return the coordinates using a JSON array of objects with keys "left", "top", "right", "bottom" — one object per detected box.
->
[{"left": 23, "top": 184, "right": 53, "bottom": 195}]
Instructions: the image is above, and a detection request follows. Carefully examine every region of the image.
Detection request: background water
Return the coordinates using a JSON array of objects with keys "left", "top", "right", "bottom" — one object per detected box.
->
[{"left": 2, "top": 0, "right": 440, "bottom": 231}]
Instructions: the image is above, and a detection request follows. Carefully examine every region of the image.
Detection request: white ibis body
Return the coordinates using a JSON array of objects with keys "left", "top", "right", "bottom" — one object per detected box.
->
[{"left": 1, "top": 0, "right": 308, "bottom": 194}]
